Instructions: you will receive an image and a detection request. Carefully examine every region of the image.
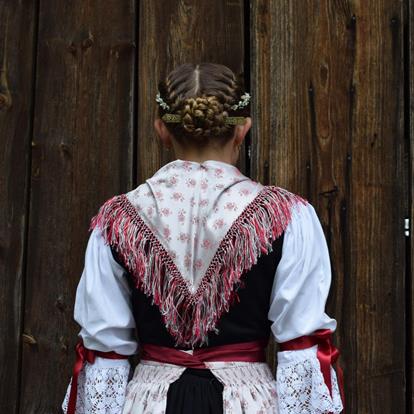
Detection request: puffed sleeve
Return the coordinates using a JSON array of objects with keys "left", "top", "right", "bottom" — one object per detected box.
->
[
  {"left": 268, "top": 201, "right": 344, "bottom": 413},
  {"left": 61, "top": 226, "right": 139, "bottom": 414}
]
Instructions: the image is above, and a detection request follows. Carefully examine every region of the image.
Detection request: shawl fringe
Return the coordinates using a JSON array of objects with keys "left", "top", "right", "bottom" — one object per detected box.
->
[{"left": 89, "top": 186, "right": 308, "bottom": 348}]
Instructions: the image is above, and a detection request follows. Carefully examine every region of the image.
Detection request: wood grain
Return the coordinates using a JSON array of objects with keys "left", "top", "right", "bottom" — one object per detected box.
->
[
  {"left": 408, "top": 0, "right": 414, "bottom": 410},
  {"left": 251, "top": 0, "right": 406, "bottom": 412},
  {"left": 0, "top": 0, "right": 411, "bottom": 411},
  {"left": 19, "top": 1, "right": 136, "bottom": 412},
  {"left": 137, "top": 0, "right": 246, "bottom": 183},
  {"left": 351, "top": 2, "right": 405, "bottom": 412},
  {"left": 0, "top": 1, "right": 38, "bottom": 413}
]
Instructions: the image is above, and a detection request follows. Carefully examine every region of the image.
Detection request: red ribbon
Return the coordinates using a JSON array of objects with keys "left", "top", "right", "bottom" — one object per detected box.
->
[
  {"left": 67, "top": 339, "right": 129, "bottom": 414},
  {"left": 141, "top": 339, "right": 268, "bottom": 368},
  {"left": 279, "top": 329, "right": 345, "bottom": 412}
]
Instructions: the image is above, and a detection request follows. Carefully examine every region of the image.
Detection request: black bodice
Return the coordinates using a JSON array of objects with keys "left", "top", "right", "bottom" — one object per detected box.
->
[{"left": 110, "top": 232, "right": 284, "bottom": 350}]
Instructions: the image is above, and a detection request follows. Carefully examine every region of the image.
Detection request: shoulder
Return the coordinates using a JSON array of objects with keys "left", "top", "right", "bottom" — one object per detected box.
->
[
  {"left": 261, "top": 185, "right": 309, "bottom": 205},
  {"left": 244, "top": 185, "right": 309, "bottom": 240},
  {"left": 88, "top": 189, "right": 133, "bottom": 234},
  {"left": 278, "top": 196, "right": 325, "bottom": 245},
  {"left": 260, "top": 185, "right": 310, "bottom": 218},
  {"left": 260, "top": 185, "right": 324, "bottom": 235}
]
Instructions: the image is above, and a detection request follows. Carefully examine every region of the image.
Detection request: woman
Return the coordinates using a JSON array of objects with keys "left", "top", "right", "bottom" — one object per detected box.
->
[{"left": 62, "top": 62, "right": 344, "bottom": 413}]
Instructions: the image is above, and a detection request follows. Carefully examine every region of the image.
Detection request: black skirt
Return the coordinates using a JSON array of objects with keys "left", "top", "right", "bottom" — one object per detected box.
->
[{"left": 166, "top": 367, "right": 224, "bottom": 414}]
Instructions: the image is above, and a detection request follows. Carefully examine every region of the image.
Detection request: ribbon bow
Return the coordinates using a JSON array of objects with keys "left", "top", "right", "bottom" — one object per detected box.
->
[
  {"left": 66, "top": 339, "right": 128, "bottom": 414},
  {"left": 279, "top": 329, "right": 345, "bottom": 412}
]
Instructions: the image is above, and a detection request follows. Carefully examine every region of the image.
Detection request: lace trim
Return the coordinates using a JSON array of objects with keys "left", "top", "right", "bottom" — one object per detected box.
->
[
  {"left": 62, "top": 362, "right": 130, "bottom": 414},
  {"left": 89, "top": 186, "right": 308, "bottom": 347},
  {"left": 276, "top": 351, "right": 344, "bottom": 414},
  {"left": 123, "top": 360, "right": 279, "bottom": 414}
]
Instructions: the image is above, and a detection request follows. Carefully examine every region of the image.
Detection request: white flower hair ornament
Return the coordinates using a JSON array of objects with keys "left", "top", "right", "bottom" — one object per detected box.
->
[
  {"left": 230, "top": 93, "right": 251, "bottom": 110},
  {"left": 155, "top": 92, "right": 170, "bottom": 110},
  {"left": 155, "top": 91, "right": 251, "bottom": 125}
]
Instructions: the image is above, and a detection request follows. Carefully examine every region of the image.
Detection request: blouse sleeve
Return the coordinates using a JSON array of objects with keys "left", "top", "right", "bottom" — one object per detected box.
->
[
  {"left": 268, "top": 201, "right": 344, "bottom": 414},
  {"left": 62, "top": 227, "right": 139, "bottom": 414}
]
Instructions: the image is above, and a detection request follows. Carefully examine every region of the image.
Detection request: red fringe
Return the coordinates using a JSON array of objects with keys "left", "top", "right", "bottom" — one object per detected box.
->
[{"left": 89, "top": 186, "right": 308, "bottom": 348}]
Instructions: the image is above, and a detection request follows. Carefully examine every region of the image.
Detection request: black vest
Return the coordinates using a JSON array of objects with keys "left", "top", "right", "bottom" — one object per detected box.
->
[{"left": 111, "top": 232, "right": 284, "bottom": 350}]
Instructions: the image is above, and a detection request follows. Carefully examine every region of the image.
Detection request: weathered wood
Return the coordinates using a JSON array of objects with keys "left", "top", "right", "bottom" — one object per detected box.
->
[
  {"left": 409, "top": 0, "right": 414, "bottom": 410},
  {"left": 19, "top": 1, "right": 136, "bottom": 412},
  {"left": 351, "top": 2, "right": 405, "bottom": 412},
  {"left": 0, "top": 0, "right": 411, "bottom": 411},
  {"left": 251, "top": 0, "right": 406, "bottom": 412},
  {"left": 137, "top": 0, "right": 246, "bottom": 183},
  {"left": 0, "top": 1, "right": 38, "bottom": 413}
]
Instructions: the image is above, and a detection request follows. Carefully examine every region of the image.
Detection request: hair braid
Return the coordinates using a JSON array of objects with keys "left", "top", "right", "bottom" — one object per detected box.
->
[{"left": 157, "top": 63, "right": 249, "bottom": 146}]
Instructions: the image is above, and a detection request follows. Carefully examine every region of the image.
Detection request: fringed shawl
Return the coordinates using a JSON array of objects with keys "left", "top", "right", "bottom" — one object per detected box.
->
[{"left": 89, "top": 159, "right": 308, "bottom": 347}]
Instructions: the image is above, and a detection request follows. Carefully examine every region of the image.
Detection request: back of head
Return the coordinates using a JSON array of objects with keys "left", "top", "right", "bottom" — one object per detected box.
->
[{"left": 157, "top": 63, "right": 250, "bottom": 147}]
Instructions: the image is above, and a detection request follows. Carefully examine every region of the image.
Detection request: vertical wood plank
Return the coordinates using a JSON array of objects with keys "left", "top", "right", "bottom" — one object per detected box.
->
[
  {"left": 137, "top": 0, "right": 245, "bottom": 183},
  {"left": 352, "top": 2, "right": 405, "bottom": 412},
  {"left": 251, "top": 0, "right": 406, "bottom": 412},
  {"left": 19, "top": 2, "right": 136, "bottom": 412},
  {"left": 408, "top": 0, "right": 414, "bottom": 410},
  {"left": 0, "top": 1, "right": 38, "bottom": 412}
]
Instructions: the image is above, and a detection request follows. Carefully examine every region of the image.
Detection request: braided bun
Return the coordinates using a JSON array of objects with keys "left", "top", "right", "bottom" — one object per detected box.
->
[
  {"left": 157, "top": 63, "right": 249, "bottom": 146},
  {"left": 180, "top": 95, "right": 229, "bottom": 138}
]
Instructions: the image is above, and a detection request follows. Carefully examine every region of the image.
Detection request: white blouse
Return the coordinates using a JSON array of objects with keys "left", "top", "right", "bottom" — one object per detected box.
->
[{"left": 62, "top": 201, "right": 344, "bottom": 414}]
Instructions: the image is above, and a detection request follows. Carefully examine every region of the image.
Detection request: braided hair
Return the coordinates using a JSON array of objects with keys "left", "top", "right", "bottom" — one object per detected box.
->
[{"left": 157, "top": 63, "right": 249, "bottom": 147}]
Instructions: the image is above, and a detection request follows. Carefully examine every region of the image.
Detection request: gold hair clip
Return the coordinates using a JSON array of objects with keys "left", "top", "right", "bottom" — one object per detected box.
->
[
  {"left": 156, "top": 91, "right": 250, "bottom": 126},
  {"left": 161, "top": 113, "right": 247, "bottom": 125}
]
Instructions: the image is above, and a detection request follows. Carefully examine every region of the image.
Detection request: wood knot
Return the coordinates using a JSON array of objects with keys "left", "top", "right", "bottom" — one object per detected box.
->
[
  {"left": 0, "top": 92, "right": 12, "bottom": 110},
  {"left": 59, "top": 141, "right": 72, "bottom": 156},
  {"left": 55, "top": 295, "right": 66, "bottom": 312},
  {"left": 22, "top": 333, "right": 37, "bottom": 345},
  {"left": 67, "top": 41, "right": 77, "bottom": 55},
  {"left": 59, "top": 336, "right": 68, "bottom": 352},
  {"left": 81, "top": 35, "right": 94, "bottom": 50}
]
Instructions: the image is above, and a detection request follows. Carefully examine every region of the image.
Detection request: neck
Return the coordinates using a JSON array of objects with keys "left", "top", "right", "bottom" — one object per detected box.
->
[{"left": 172, "top": 139, "right": 239, "bottom": 166}]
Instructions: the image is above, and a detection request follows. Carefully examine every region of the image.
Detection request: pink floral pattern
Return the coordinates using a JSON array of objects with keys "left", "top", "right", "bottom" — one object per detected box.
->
[
  {"left": 201, "top": 239, "right": 213, "bottom": 249},
  {"left": 171, "top": 192, "right": 184, "bottom": 202},
  {"left": 91, "top": 159, "right": 307, "bottom": 347},
  {"left": 177, "top": 209, "right": 186, "bottom": 224},
  {"left": 121, "top": 360, "right": 280, "bottom": 414},
  {"left": 121, "top": 361, "right": 185, "bottom": 414},
  {"left": 128, "top": 160, "right": 262, "bottom": 290},
  {"left": 213, "top": 218, "right": 225, "bottom": 229},
  {"left": 225, "top": 202, "right": 238, "bottom": 211},
  {"left": 160, "top": 208, "right": 172, "bottom": 217}
]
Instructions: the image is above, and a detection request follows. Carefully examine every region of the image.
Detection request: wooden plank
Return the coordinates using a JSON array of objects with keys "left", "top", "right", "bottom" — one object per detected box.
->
[
  {"left": 251, "top": 0, "right": 358, "bottom": 379},
  {"left": 137, "top": 0, "right": 245, "bottom": 183},
  {"left": 352, "top": 1, "right": 405, "bottom": 412},
  {"left": 0, "top": 1, "right": 38, "bottom": 413},
  {"left": 251, "top": 0, "right": 406, "bottom": 411},
  {"left": 408, "top": 0, "right": 414, "bottom": 410},
  {"left": 19, "top": 1, "right": 136, "bottom": 412}
]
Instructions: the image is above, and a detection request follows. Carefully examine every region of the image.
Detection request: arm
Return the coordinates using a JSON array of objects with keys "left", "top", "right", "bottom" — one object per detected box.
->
[
  {"left": 268, "top": 202, "right": 344, "bottom": 414},
  {"left": 62, "top": 227, "right": 138, "bottom": 414}
]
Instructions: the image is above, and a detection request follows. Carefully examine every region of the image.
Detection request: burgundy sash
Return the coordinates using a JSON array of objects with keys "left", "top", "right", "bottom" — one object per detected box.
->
[
  {"left": 141, "top": 338, "right": 269, "bottom": 368},
  {"left": 67, "top": 339, "right": 128, "bottom": 414},
  {"left": 279, "top": 329, "right": 345, "bottom": 413}
]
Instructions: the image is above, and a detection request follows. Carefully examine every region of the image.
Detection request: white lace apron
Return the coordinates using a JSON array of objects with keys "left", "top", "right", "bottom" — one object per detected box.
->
[{"left": 121, "top": 360, "right": 278, "bottom": 414}]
